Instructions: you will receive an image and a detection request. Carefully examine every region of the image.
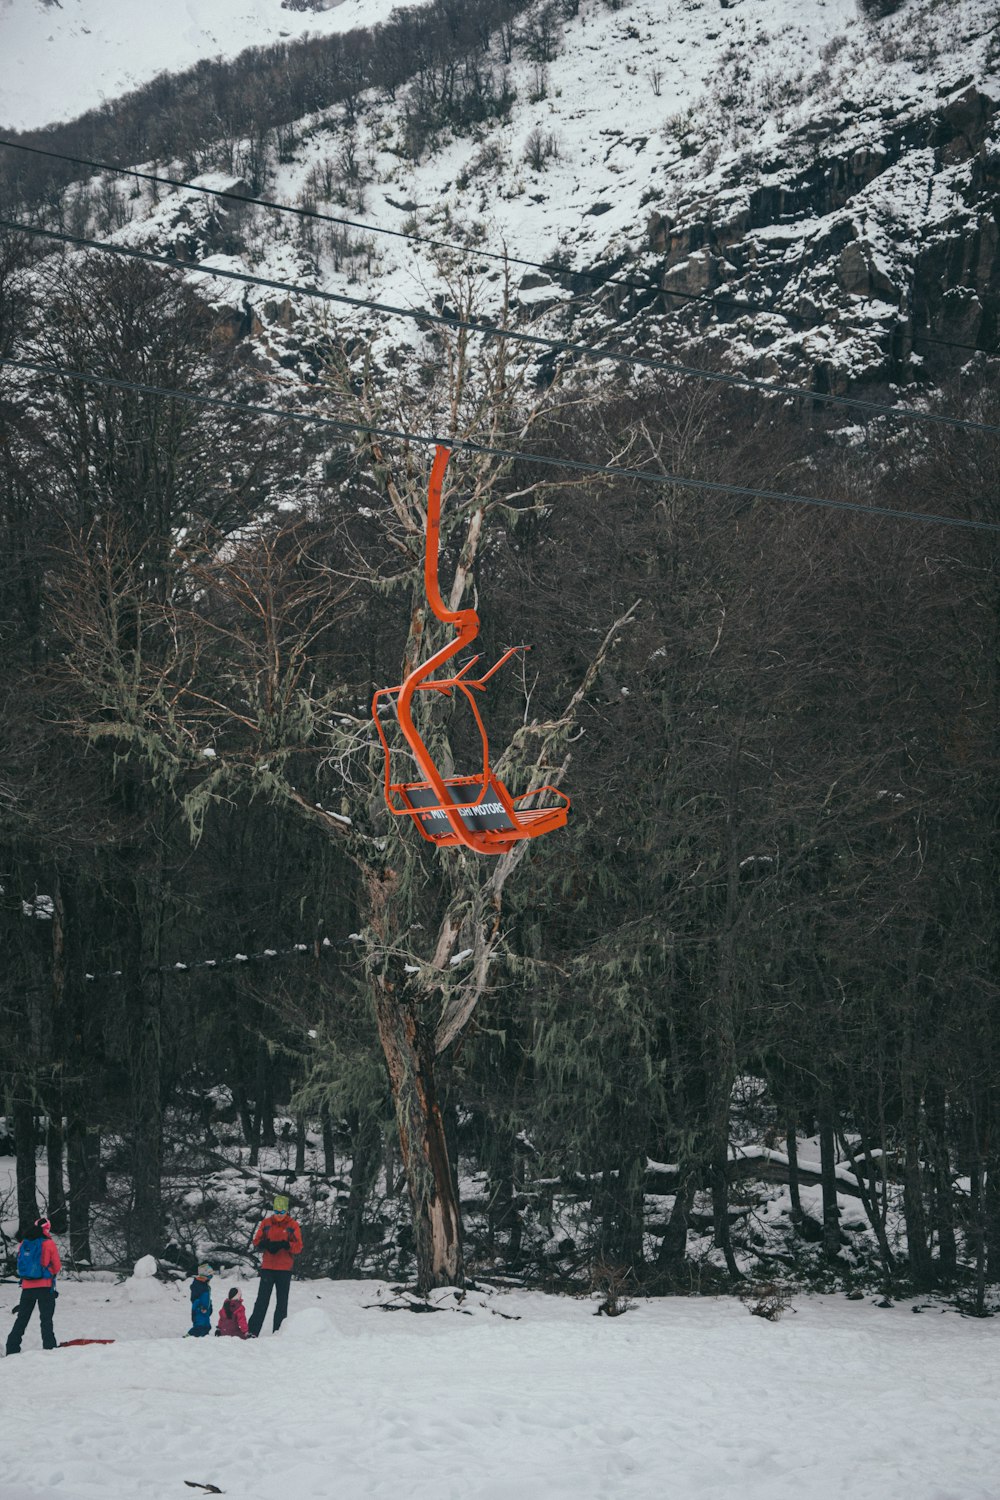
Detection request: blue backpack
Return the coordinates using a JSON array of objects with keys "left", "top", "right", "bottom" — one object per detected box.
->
[{"left": 17, "top": 1237, "right": 47, "bottom": 1280}]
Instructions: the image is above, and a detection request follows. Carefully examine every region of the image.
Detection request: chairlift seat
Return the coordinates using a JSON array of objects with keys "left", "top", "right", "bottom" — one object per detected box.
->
[
  {"left": 372, "top": 445, "right": 570, "bottom": 856},
  {"left": 392, "top": 772, "right": 569, "bottom": 849}
]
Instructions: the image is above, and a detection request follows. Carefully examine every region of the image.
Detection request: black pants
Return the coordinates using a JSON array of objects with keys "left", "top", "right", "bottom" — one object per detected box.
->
[
  {"left": 6, "top": 1288, "right": 57, "bottom": 1353},
  {"left": 248, "top": 1269, "right": 291, "bottom": 1336}
]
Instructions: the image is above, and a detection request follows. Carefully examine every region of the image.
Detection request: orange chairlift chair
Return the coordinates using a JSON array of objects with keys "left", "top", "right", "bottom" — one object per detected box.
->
[{"left": 372, "top": 445, "right": 570, "bottom": 855}]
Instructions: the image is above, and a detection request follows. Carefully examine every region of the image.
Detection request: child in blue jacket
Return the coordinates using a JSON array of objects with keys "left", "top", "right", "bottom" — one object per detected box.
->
[{"left": 186, "top": 1265, "right": 213, "bottom": 1337}]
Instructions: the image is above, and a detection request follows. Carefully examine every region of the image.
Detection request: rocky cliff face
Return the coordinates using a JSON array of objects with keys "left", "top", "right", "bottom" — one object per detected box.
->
[{"left": 640, "top": 76, "right": 999, "bottom": 391}]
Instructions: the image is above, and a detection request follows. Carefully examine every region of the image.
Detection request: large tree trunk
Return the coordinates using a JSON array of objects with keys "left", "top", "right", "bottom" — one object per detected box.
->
[
  {"left": 248, "top": 1076, "right": 262, "bottom": 1167},
  {"left": 66, "top": 1118, "right": 100, "bottom": 1264},
  {"left": 60, "top": 871, "right": 97, "bottom": 1263},
  {"left": 45, "top": 1116, "right": 67, "bottom": 1234},
  {"left": 335, "top": 1111, "right": 381, "bottom": 1277},
  {"left": 785, "top": 1119, "right": 802, "bottom": 1225},
  {"left": 372, "top": 981, "right": 462, "bottom": 1292},
  {"left": 294, "top": 1112, "right": 307, "bottom": 1175},
  {"left": 321, "top": 1105, "right": 337, "bottom": 1178},
  {"left": 838, "top": 1131, "right": 896, "bottom": 1279},
  {"left": 972, "top": 1153, "right": 988, "bottom": 1315},
  {"left": 710, "top": 751, "right": 744, "bottom": 1282},
  {"left": 656, "top": 1160, "right": 698, "bottom": 1282},
  {"left": 926, "top": 1082, "right": 957, "bottom": 1283},
  {"left": 13, "top": 1086, "right": 38, "bottom": 1232},
  {"left": 818, "top": 1088, "right": 842, "bottom": 1261},
  {"left": 899, "top": 934, "right": 935, "bottom": 1289},
  {"left": 486, "top": 1126, "right": 524, "bottom": 1266},
  {"left": 248, "top": 1037, "right": 272, "bottom": 1167},
  {"left": 258, "top": 1038, "right": 277, "bottom": 1149},
  {"left": 235, "top": 1081, "right": 254, "bottom": 1155},
  {"left": 900, "top": 1056, "right": 934, "bottom": 1289},
  {"left": 120, "top": 880, "right": 164, "bottom": 1262},
  {"left": 230, "top": 1021, "right": 255, "bottom": 1149},
  {"left": 593, "top": 1155, "right": 645, "bottom": 1274},
  {"left": 46, "top": 874, "right": 69, "bottom": 1234},
  {"left": 983, "top": 1137, "right": 1000, "bottom": 1285},
  {"left": 711, "top": 1154, "right": 742, "bottom": 1279}
]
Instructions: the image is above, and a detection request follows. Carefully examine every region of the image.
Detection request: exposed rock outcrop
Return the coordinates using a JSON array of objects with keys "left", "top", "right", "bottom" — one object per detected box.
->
[{"left": 635, "top": 83, "right": 999, "bottom": 388}]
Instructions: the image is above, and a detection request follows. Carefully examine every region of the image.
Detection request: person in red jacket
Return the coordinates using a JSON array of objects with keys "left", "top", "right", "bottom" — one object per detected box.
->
[
  {"left": 216, "top": 1286, "right": 249, "bottom": 1338},
  {"left": 6, "top": 1217, "right": 62, "bottom": 1354},
  {"left": 247, "top": 1195, "right": 303, "bottom": 1337}
]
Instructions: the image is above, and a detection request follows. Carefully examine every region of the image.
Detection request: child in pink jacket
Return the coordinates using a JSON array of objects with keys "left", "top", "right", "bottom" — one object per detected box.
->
[{"left": 215, "top": 1287, "right": 249, "bottom": 1338}]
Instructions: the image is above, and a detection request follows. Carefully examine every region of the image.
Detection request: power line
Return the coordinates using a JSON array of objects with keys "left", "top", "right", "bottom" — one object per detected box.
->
[
  {"left": 3, "top": 355, "right": 997, "bottom": 535},
  {"left": 5, "top": 215, "right": 1000, "bottom": 440},
  {"left": 0, "top": 136, "right": 989, "bottom": 358}
]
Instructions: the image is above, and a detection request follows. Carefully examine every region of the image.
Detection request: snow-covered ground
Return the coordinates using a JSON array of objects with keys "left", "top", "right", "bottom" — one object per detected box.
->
[
  {"left": 0, "top": 0, "right": 433, "bottom": 132},
  {"left": 1, "top": 1269, "right": 999, "bottom": 1500}
]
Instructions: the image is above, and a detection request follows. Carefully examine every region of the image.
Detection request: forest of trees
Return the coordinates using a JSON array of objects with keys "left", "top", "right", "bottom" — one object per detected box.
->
[{"left": 1, "top": 218, "right": 997, "bottom": 1301}]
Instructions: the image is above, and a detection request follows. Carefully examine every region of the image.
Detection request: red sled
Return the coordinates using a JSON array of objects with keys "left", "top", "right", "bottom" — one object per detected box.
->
[{"left": 58, "top": 1338, "right": 115, "bottom": 1347}]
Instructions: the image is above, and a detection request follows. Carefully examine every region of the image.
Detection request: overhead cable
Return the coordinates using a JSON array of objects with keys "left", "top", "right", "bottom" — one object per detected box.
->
[
  {"left": 4, "top": 216, "right": 1000, "bottom": 440},
  {"left": 2, "top": 355, "right": 997, "bottom": 535},
  {"left": 0, "top": 136, "right": 987, "bottom": 357}
]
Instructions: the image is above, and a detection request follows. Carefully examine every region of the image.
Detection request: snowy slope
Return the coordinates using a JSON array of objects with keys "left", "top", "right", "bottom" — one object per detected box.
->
[
  {"left": 7, "top": 0, "right": 999, "bottom": 399},
  {"left": 3, "top": 1272, "right": 1000, "bottom": 1500},
  {"left": 120, "top": 0, "right": 996, "bottom": 392},
  {"left": 0, "top": 0, "right": 431, "bottom": 132}
]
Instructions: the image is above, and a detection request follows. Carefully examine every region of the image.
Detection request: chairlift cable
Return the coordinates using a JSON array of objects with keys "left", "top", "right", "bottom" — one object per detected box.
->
[
  {"left": 2, "top": 355, "right": 998, "bottom": 535},
  {"left": 4, "top": 215, "right": 1000, "bottom": 440},
  {"left": 0, "top": 137, "right": 988, "bottom": 357}
]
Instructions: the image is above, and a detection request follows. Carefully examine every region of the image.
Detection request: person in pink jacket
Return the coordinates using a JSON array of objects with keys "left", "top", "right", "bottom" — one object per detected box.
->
[
  {"left": 215, "top": 1287, "right": 249, "bottom": 1339},
  {"left": 6, "top": 1218, "right": 62, "bottom": 1354}
]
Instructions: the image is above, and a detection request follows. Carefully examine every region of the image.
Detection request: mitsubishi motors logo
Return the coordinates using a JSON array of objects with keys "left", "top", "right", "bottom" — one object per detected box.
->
[{"left": 422, "top": 801, "right": 506, "bottom": 822}]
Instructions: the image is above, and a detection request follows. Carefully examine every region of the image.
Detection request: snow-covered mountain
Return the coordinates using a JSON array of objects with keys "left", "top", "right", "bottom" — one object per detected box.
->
[
  {"left": 5, "top": 0, "right": 999, "bottom": 401},
  {"left": 0, "top": 0, "right": 430, "bottom": 132}
]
